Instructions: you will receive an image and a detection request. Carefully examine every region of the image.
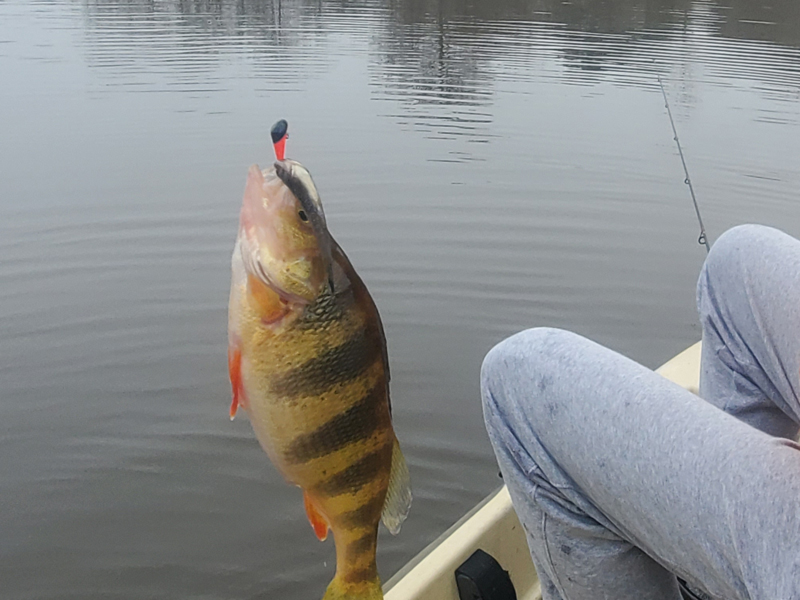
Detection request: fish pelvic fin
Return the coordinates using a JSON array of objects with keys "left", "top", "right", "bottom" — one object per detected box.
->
[
  {"left": 322, "top": 574, "right": 383, "bottom": 600},
  {"left": 381, "top": 438, "right": 412, "bottom": 535}
]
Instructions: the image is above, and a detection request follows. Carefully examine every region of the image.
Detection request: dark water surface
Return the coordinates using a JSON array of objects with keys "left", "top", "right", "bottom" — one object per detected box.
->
[{"left": 2, "top": 0, "right": 800, "bottom": 597}]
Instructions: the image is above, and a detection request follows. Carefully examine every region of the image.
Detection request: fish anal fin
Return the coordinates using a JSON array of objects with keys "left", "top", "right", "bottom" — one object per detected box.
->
[
  {"left": 304, "top": 491, "right": 330, "bottom": 541},
  {"left": 228, "top": 343, "right": 247, "bottom": 420},
  {"left": 381, "top": 439, "right": 412, "bottom": 535}
]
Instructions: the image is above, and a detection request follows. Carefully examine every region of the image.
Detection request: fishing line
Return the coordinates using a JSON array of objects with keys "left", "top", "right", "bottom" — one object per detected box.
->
[{"left": 657, "top": 76, "right": 710, "bottom": 254}]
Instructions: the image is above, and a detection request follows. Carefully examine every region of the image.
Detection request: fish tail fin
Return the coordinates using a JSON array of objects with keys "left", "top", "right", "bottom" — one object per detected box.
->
[{"left": 322, "top": 574, "right": 383, "bottom": 600}]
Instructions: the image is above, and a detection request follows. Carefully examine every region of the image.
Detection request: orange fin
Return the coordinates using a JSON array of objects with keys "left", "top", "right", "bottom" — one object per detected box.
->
[
  {"left": 228, "top": 343, "right": 246, "bottom": 420},
  {"left": 247, "top": 274, "right": 290, "bottom": 325},
  {"left": 304, "top": 492, "right": 329, "bottom": 541}
]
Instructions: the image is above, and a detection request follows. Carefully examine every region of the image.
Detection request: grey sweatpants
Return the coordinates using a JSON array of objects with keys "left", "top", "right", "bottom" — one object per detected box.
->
[{"left": 482, "top": 225, "right": 800, "bottom": 600}]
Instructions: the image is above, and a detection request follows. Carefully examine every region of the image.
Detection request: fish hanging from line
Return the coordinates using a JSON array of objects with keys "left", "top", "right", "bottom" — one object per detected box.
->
[{"left": 227, "top": 120, "right": 411, "bottom": 600}]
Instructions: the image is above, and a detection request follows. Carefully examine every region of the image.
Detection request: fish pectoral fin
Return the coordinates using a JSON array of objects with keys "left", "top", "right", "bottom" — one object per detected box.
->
[
  {"left": 381, "top": 439, "right": 412, "bottom": 535},
  {"left": 228, "top": 343, "right": 246, "bottom": 420},
  {"left": 303, "top": 491, "right": 330, "bottom": 541},
  {"left": 246, "top": 274, "right": 290, "bottom": 324}
]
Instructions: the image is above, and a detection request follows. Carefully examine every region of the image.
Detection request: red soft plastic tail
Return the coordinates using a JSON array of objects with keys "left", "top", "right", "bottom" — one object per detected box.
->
[{"left": 270, "top": 119, "right": 288, "bottom": 161}]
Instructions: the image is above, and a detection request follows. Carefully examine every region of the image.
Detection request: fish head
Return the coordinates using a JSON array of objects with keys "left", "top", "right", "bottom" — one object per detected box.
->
[{"left": 238, "top": 159, "right": 333, "bottom": 304}]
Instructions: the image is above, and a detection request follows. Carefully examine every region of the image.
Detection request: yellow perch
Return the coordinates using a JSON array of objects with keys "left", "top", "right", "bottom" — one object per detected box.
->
[{"left": 227, "top": 123, "right": 411, "bottom": 600}]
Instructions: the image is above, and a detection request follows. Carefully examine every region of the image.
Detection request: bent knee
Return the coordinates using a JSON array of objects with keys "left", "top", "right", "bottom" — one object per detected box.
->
[
  {"left": 482, "top": 327, "right": 569, "bottom": 384},
  {"left": 714, "top": 223, "right": 777, "bottom": 249},
  {"left": 699, "top": 224, "right": 796, "bottom": 311},
  {"left": 480, "top": 327, "right": 583, "bottom": 415},
  {"left": 704, "top": 224, "right": 785, "bottom": 277}
]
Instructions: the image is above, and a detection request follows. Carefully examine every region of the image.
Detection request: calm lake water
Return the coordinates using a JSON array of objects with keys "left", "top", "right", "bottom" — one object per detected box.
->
[{"left": 2, "top": 0, "right": 800, "bottom": 598}]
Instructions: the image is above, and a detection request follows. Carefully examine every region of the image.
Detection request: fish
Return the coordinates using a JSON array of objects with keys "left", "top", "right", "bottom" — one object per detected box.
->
[{"left": 227, "top": 137, "right": 411, "bottom": 600}]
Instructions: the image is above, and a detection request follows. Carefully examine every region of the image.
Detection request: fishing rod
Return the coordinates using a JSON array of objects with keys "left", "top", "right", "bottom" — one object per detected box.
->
[{"left": 657, "top": 75, "right": 710, "bottom": 254}]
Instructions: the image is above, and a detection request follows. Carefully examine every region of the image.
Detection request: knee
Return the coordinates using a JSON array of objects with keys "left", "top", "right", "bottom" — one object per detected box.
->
[
  {"left": 480, "top": 327, "right": 577, "bottom": 419},
  {"left": 715, "top": 224, "right": 777, "bottom": 247},
  {"left": 482, "top": 327, "right": 561, "bottom": 384},
  {"left": 698, "top": 224, "right": 789, "bottom": 310},
  {"left": 481, "top": 328, "right": 590, "bottom": 482},
  {"left": 704, "top": 224, "right": 786, "bottom": 275}
]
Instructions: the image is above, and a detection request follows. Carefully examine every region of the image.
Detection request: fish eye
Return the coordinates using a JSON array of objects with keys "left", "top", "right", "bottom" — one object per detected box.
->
[{"left": 298, "top": 210, "right": 309, "bottom": 222}]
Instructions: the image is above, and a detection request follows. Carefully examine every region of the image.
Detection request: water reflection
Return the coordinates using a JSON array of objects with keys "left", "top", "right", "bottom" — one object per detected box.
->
[
  {"left": 82, "top": 0, "right": 338, "bottom": 93},
  {"left": 79, "top": 0, "right": 800, "bottom": 143}
]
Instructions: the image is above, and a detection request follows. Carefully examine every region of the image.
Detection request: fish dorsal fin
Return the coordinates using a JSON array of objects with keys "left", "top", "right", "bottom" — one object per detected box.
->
[{"left": 381, "top": 439, "right": 412, "bottom": 535}]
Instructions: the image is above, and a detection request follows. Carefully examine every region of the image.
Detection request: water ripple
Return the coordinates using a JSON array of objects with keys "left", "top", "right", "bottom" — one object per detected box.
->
[{"left": 2, "top": 0, "right": 800, "bottom": 598}]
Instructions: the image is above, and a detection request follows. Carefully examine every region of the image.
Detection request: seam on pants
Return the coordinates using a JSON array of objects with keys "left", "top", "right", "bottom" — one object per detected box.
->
[{"left": 538, "top": 489, "right": 568, "bottom": 600}]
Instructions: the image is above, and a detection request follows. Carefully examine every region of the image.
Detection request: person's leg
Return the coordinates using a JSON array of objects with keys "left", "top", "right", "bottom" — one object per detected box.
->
[
  {"left": 698, "top": 224, "right": 800, "bottom": 439},
  {"left": 482, "top": 328, "right": 800, "bottom": 600}
]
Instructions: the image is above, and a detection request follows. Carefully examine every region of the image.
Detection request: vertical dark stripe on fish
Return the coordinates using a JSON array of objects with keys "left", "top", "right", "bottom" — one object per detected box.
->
[
  {"left": 346, "top": 532, "right": 377, "bottom": 559},
  {"left": 339, "top": 492, "right": 387, "bottom": 529},
  {"left": 270, "top": 330, "right": 379, "bottom": 397},
  {"left": 343, "top": 566, "right": 378, "bottom": 584},
  {"left": 283, "top": 385, "right": 387, "bottom": 465},
  {"left": 314, "top": 442, "right": 393, "bottom": 497}
]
